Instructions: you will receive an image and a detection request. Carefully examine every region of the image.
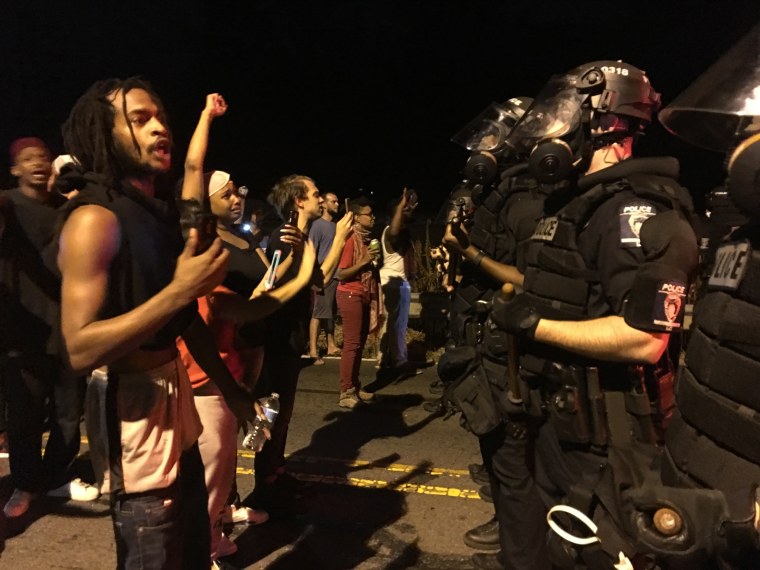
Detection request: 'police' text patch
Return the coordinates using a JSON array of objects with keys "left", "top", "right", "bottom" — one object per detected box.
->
[
  {"left": 619, "top": 202, "right": 656, "bottom": 248},
  {"left": 708, "top": 241, "right": 750, "bottom": 291},
  {"left": 531, "top": 216, "right": 558, "bottom": 241},
  {"left": 652, "top": 280, "right": 686, "bottom": 331}
]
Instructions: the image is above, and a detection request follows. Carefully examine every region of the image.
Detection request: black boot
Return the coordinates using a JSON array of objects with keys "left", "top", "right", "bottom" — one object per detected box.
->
[
  {"left": 463, "top": 518, "right": 500, "bottom": 551},
  {"left": 471, "top": 551, "right": 504, "bottom": 570},
  {"left": 478, "top": 484, "right": 493, "bottom": 503},
  {"left": 468, "top": 463, "right": 490, "bottom": 486},
  {"left": 423, "top": 397, "right": 445, "bottom": 414}
]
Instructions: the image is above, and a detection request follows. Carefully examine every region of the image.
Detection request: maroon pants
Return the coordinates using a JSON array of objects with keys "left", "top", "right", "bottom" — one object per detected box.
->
[{"left": 336, "top": 290, "right": 369, "bottom": 393}]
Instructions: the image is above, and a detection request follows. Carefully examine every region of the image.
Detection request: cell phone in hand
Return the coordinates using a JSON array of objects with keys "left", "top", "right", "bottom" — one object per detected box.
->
[
  {"left": 265, "top": 249, "right": 282, "bottom": 291},
  {"left": 195, "top": 213, "right": 217, "bottom": 255},
  {"left": 407, "top": 189, "right": 418, "bottom": 206},
  {"left": 344, "top": 197, "right": 350, "bottom": 213},
  {"left": 287, "top": 209, "right": 299, "bottom": 227}
]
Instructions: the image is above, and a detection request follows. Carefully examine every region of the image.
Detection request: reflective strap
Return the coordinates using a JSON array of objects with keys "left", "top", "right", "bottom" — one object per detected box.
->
[{"left": 547, "top": 504, "right": 600, "bottom": 546}]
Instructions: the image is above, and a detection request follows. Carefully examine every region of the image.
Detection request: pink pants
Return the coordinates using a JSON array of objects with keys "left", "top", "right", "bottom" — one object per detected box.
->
[{"left": 194, "top": 386, "right": 238, "bottom": 560}]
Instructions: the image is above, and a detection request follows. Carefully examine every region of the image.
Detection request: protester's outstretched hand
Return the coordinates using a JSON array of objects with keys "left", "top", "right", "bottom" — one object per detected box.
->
[
  {"left": 443, "top": 220, "right": 470, "bottom": 253},
  {"left": 335, "top": 211, "right": 354, "bottom": 244},
  {"left": 204, "top": 93, "right": 228, "bottom": 118},
  {"left": 172, "top": 228, "right": 229, "bottom": 303},
  {"left": 280, "top": 224, "right": 305, "bottom": 256},
  {"left": 400, "top": 187, "right": 418, "bottom": 213}
]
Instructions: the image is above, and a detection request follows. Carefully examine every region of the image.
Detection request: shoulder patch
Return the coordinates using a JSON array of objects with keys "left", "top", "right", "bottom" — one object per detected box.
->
[
  {"left": 652, "top": 280, "right": 687, "bottom": 330},
  {"left": 709, "top": 241, "right": 751, "bottom": 291},
  {"left": 531, "top": 216, "right": 558, "bottom": 241},
  {"left": 619, "top": 202, "right": 657, "bottom": 248}
]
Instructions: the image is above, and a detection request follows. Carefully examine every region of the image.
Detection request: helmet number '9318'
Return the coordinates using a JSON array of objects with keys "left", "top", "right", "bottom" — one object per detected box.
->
[{"left": 601, "top": 66, "right": 628, "bottom": 76}]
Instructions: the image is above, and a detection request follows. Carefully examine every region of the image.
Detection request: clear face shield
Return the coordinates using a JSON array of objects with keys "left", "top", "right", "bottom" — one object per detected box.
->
[
  {"left": 452, "top": 102, "right": 524, "bottom": 154},
  {"left": 659, "top": 21, "right": 760, "bottom": 217},
  {"left": 504, "top": 75, "right": 588, "bottom": 159},
  {"left": 658, "top": 21, "right": 760, "bottom": 152}
]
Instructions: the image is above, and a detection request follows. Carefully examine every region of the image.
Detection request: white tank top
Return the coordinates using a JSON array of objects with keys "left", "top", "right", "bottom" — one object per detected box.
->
[{"left": 379, "top": 226, "right": 407, "bottom": 285}]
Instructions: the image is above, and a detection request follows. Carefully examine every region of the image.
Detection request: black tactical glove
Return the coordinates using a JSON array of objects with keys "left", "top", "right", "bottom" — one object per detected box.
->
[{"left": 490, "top": 292, "right": 541, "bottom": 340}]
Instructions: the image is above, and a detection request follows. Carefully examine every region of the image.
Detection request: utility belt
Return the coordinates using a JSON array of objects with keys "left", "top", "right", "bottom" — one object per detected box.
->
[
  {"left": 522, "top": 358, "right": 657, "bottom": 450},
  {"left": 463, "top": 320, "right": 509, "bottom": 364}
]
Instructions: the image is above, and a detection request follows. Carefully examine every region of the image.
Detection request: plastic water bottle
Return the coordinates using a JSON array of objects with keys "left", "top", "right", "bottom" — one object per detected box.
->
[{"left": 242, "top": 393, "right": 280, "bottom": 452}]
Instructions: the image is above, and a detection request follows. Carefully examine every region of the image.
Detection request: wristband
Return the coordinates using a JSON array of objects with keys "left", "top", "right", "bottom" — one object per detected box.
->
[{"left": 473, "top": 250, "right": 486, "bottom": 268}]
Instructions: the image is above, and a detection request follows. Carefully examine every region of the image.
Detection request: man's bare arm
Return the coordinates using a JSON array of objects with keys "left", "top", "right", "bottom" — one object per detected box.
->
[
  {"left": 181, "top": 314, "right": 255, "bottom": 421},
  {"left": 58, "top": 205, "right": 229, "bottom": 373},
  {"left": 534, "top": 315, "right": 668, "bottom": 364},
  {"left": 314, "top": 212, "right": 354, "bottom": 287}
]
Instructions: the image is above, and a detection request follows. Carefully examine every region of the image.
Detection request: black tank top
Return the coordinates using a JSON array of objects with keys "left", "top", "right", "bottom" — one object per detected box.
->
[{"left": 62, "top": 173, "right": 197, "bottom": 350}]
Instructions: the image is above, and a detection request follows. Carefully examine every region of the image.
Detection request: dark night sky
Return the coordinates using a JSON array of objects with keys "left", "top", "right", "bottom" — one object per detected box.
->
[{"left": 2, "top": 1, "right": 759, "bottom": 214}]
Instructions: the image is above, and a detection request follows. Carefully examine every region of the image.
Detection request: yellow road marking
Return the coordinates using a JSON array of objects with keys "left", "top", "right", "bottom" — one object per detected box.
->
[
  {"left": 234, "top": 467, "right": 481, "bottom": 499},
  {"left": 76, "top": 436, "right": 480, "bottom": 500}
]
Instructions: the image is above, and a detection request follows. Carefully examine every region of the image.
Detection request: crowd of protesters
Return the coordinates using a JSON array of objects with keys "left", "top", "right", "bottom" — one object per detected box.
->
[{"left": 0, "top": 80, "right": 424, "bottom": 569}]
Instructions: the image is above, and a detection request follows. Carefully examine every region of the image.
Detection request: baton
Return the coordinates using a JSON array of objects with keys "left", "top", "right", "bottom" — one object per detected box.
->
[{"left": 500, "top": 282, "right": 522, "bottom": 405}]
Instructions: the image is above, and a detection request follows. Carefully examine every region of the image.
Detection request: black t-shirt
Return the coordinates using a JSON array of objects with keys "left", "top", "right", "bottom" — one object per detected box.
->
[
  {"left": 221, "top": 240, "right": 269, "bottom": 347},
  {"left": 222, "top": 241, "right": 269, "bottom": 299},
  {"left": 0, "top": 188, "right": 66, "bottom": 354}
]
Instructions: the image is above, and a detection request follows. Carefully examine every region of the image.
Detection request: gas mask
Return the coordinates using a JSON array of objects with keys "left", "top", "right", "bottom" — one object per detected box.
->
[
  {"left": 508, "top": 62, "right": 660, "bottom": 184},
  {"left": 452, "top": 97, "right": 533, "bottom": 185}
]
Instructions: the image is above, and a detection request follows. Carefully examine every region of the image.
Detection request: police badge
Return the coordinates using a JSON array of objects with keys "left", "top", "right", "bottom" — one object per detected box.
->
[{"left": 653, "top": 281, "right": 686, "bottom": 330}]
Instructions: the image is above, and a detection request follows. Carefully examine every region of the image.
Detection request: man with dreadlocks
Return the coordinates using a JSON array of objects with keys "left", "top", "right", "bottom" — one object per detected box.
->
[{"left": 56, "top": 77, "right": 241, "bottom": 570}]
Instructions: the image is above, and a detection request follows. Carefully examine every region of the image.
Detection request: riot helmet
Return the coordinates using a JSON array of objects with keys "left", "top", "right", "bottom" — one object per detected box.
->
[
  {"left": 452, "top": 96, "right": 533, "bottom": 185},
  {"left": 658, "top": 22, "right": 760, "bottom": 217},
  {"left": 505, "top": 61, "right": 661, "bottom": 183}
]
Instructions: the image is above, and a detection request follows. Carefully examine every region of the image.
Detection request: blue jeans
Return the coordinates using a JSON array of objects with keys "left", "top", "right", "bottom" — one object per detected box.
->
[
  {"left": 379, "top": 278, "right": 411, "bottom": 367},
  {"left": 112, "top": 445, "right": 209, "bottom": 570}
]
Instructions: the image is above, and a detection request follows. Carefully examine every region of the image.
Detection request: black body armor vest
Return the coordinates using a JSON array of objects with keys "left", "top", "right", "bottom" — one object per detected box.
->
[
  {"left": 519, "top": 172, "right": 688, "bottom": 381},
  {"left": 450, "top": 169, "right": 546, "bottom": 351},
  {"left": 664, "top": 221, "right": 760, "bottom": 509}
]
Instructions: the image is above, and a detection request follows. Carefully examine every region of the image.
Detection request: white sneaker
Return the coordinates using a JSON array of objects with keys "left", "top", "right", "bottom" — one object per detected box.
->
[
  {"left": 216, "top": 534, "right": 238, "bottom": 558},
  {"left": 47, "top": 478, "right": 100, "bottom": 501}
]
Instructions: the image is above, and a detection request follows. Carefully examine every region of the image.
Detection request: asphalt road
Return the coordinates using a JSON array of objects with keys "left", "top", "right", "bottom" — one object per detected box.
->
[{"left": 0, "top": 357, "right": 495, "bottom": 569}]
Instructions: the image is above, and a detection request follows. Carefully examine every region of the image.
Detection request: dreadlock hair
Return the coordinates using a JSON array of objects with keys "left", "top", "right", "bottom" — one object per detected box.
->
[
  {"left": 268, "top": 174, "right": 314, "bottom": 219},
  {"left": 61, "top": 77, "right": 170, "bottom": 187}
]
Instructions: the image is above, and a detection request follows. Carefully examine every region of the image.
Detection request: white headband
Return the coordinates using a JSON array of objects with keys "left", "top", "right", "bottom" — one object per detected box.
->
[{"left": 208, "top": 170, "right": 231, "bottom": 196}]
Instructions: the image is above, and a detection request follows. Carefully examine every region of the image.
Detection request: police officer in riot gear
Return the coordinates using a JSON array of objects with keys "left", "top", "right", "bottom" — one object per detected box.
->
[
  {"left": 587, "top": 25, "right": 760, "bottom": 569},
  {"left": 441, "top": 96, "right": 556, "bottom": 569},
  {"left": 489, "top": 60, "right": 699, "bottom": 569}
]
